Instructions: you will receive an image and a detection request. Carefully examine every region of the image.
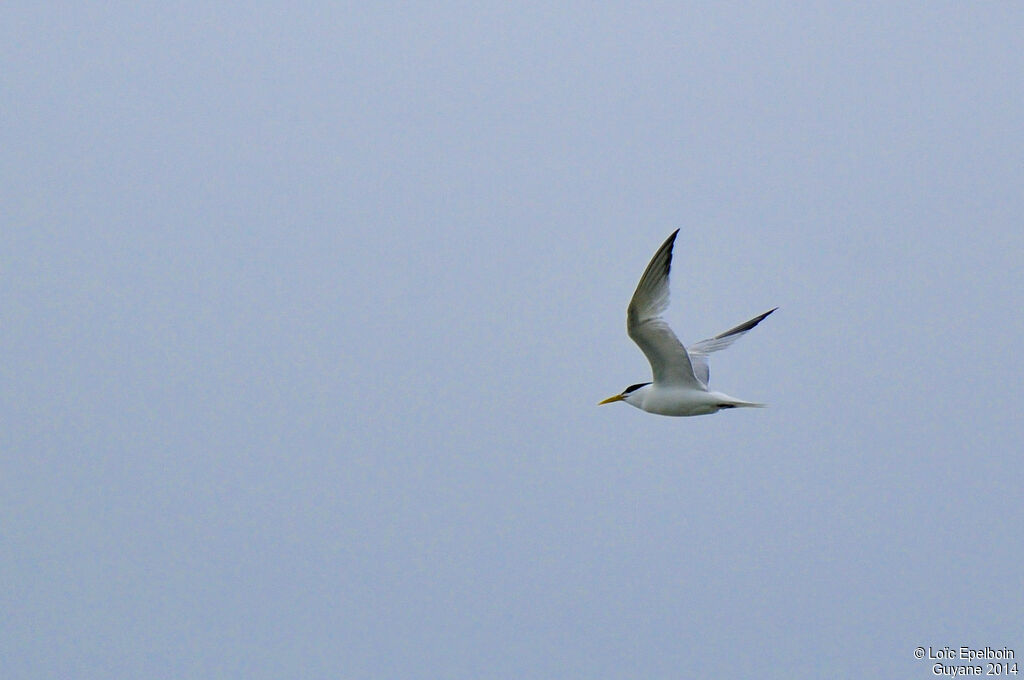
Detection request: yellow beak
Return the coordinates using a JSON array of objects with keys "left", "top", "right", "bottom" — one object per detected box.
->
[{"left": 598, "top": 394, "right": 625, "bottom": 405}]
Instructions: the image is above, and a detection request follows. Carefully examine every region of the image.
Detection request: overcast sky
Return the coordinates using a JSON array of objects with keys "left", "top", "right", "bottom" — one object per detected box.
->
[{"left": 3, "top": 3, "right": 1022, "bottom": 679}]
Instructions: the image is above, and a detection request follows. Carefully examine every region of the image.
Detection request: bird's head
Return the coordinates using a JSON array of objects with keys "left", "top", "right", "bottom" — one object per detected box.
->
[{"left": 598, "top": 382, "right": 651, "bottom": 407}]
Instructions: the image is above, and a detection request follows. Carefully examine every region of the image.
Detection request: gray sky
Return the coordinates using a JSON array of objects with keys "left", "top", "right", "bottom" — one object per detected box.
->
[{"left": 3, "top": 2, "right": 1022, "bottom": 678}]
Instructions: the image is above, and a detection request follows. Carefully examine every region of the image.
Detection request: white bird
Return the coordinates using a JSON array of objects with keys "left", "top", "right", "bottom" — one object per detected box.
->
[{"left": 599, "top": 229, "right": 776, "bottom": 416}]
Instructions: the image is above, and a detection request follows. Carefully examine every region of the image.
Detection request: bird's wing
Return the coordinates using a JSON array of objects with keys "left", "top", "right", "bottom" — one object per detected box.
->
[
  {"left": 689, "top": 354, "right": 710, "bottom": 387},
  {"left": 687, "top": 308, "right": 777, "bottom": 386},
  {"left": 626, "top": 230, "right": 704, "bottom": 389}
]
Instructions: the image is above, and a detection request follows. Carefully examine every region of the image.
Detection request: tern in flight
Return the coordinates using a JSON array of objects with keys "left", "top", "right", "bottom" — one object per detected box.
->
[{"left": 599, "top": 230, "right": 776, "bottom": 416}]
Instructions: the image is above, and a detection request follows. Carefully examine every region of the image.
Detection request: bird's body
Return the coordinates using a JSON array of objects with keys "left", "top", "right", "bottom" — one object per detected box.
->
[
  {"left": 599, "top": 230, "right": 775, "bottom": 417},
  {"left": 617, "top": 384, "right": 765, "bottom": 417}
]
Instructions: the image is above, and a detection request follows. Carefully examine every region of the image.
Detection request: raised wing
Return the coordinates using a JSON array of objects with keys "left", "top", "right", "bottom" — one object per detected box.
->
[
  {"left": 688, "top": 308, "right": 777, "bottom": 385},
  {"left": 626, "top": 230, "right": 704, "bottom": 389}
]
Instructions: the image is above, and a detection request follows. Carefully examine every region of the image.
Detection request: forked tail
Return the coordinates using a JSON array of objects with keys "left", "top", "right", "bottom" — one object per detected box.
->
[{"left": 718, "top": 399, "right": 767, "bottom": 409}]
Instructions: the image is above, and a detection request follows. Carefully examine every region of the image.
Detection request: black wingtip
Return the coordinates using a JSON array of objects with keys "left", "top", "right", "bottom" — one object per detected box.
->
[
  {"left": 654, "top": 230, "right": 678, "bottom": 277},
  {"left": 661, "top": 229, "right": 679, "bottom": 249},
  {"left": 664, "top": 229, "right": 680, "bottom": 254},
  {"left": 712, "top": 306, "right": 778, "bottom": 340}
]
